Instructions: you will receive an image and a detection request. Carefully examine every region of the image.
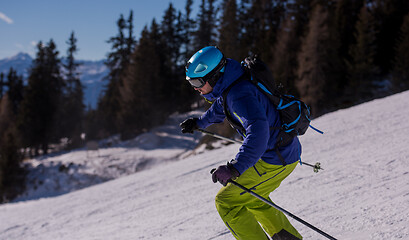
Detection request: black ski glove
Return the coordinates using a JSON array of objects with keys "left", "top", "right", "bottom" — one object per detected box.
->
[{"left": 180, "top": 118, "right": 199, "bottom": 134}]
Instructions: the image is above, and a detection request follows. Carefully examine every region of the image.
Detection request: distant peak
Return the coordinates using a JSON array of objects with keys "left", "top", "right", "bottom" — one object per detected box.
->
[{"left": 7, "top": 52, "right": 32, "bottom": 61}]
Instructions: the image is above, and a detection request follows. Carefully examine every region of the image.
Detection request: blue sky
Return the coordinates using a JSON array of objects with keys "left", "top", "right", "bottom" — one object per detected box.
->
[{"left": 0, "top": 0, "right": 196, "bottom": 61}]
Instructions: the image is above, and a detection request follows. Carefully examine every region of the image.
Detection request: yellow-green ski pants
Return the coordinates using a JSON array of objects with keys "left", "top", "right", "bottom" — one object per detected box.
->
[{"left": 215, "top": 160, "right": 302, "bottom": 240}]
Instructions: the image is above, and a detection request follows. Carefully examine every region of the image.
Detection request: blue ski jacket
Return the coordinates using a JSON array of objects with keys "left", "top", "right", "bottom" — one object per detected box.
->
[{"left": 196, "top": 59, "right": 301, "bottom": 174}]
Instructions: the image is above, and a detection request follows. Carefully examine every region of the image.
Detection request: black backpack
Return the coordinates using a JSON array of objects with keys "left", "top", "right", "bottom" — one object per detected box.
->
[{"left": 222, "top": 55, "right": 319, "bottom": 165}]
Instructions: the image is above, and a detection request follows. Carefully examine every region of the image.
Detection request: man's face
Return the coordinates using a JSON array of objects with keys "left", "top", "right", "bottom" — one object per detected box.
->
[{"left": 194, "top": 81, "right": 213, "bottom": 95}]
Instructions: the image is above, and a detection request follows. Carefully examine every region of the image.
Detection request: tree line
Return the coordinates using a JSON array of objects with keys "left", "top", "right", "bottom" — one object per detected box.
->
[
  {"left": 95, "top": 0, "right": 409, "bottom": 141},
  {"left": 0, "top": 32, "right": 84, "bottom": 201},
  {"left": 1, "top": 0, "right": 409, "bottom": 202}
]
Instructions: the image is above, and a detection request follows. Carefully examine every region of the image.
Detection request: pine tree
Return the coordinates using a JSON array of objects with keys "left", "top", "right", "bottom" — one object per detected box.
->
[
  {"left": 99, "top": 14, "right": 126, "bottom": 136},
  {"left": 237, "top": 0, "right": 251, "bottom": 58},
  {"left": 332, "top": 0, "right": 364, "bottom": 96},
  {"left": 373, "top": 0, "right": 409, "bottom": 74},
  {"left": 63, "top": 31, "right": 85, "bottom": 148},
  {"left": 240, "top": 0, "right": 261, "bottom": 55},
  {"left": 347, "top": 4, "right": 380, "bottom": 103},
  {"left": 218, "top": 0, "right": 240, "bottom": 60},
  {"left": 164, "top": 5, "right": 191, "bottom": 112},
  {"left": 0, "top": 73, "right": 4, "bottom": 99},
  {"left": 178, "top": 0, "right": 198, "bottom": 111},
  {"left": 334, "top": 0, "right": 363, "bottom": 64},
  {"left": 194, "top": 0, "right": 218, "bottom": 49},
  {"left": 181, "top": 0, "right": 196, "bottom": 60},
  {"left": 162, "top": 4, "right": 181, "bottom": 70},
  {"left": 265, "top": 0, "right": 287, "bottom": 62},
  {"left": 119, "top": 27, "right": 150, "bottom": 138},
  {"left": 272, "top": 14, "right": 300, "bottom": 95},
  {"left": 18, "top": 42, "right": 46, "bottom": 155},
  {"left": 286, "top": 0, "right": 311, "bottom": 37},
  {"left": 297, "top": 5, "right": 325, "bottom": 115},
  {"left": 120, "top": 20, "right": 168, "bottom": 138},
  {"left": 392, "top": 12, "right": 409, "bottom": 91},
  {"left": 99, "top": 12, "right": 135, "bottom": 137},
  {"left": 18, "top": 40, "right": 64, "bottom": 155},
  {"left": 271, "top": 0, "right": 312, "bottom": 96},
  {"left": 65, "top": 32, "right": 80, "bottom": 90},
  {"left": 6, "top": 68, "right": 24, "bottom": 115},
  {"left": 161, "top": 3, "right": 184, "bottom": 105},
  {"left": 296, "top": 4, "right": 342, "bottom": 116},
  {"left": 126, "top": 10, "right": 136, "bottom": 60},
  {"left": 45, "top": 39, "right": 66, "bottom": 148},
  {"left": 239, "top": 0, "right": 286, "bottom": 62},
  {"left": 0, "top": 93, "right": 24, "bottom": 202},
  {"left": 145, "top": 19, "right": 169, "bottom": 117}
]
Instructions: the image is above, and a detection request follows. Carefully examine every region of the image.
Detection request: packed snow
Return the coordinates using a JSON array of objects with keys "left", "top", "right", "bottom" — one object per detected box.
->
[{"left": 1, "top": 91, "right": 409, "bottom": 240}]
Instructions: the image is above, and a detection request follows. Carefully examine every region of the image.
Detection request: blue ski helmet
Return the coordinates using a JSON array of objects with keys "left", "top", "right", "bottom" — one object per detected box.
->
[{"left": 185, "top": 46, "right": 226, "bottom": 88}]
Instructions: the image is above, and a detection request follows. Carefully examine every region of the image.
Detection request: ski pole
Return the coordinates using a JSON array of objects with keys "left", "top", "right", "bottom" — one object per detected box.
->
[
  {"left": 229, "top": 180, "right": 337, "bottom": 240},
  {"left": 197, "top": 128, "right": 244, "bottom": 144},
  {"left": 197, "top": 128, "right": 323, "bottom": 172}
]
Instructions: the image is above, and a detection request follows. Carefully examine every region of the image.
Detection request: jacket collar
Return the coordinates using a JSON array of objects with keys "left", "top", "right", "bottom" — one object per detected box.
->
[{"left": 203, "top": 58, "right": 244, "bottom": 101}]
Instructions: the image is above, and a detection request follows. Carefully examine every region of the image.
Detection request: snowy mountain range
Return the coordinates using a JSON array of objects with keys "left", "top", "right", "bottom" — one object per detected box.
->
[
  {"left": 0, "top": 91, "right": 408, "bottom": 239},
  {"left": 0, "top": 52, "right": 108, "bottom": 109}
]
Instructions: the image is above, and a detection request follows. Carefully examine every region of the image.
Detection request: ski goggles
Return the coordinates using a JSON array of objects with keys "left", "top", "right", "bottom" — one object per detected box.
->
[
  {"left": 186, "top": 76, "right": 207, "bottom": 88},
  {"left": 186, "top": 58, "right": 226, "bottom": 88}
]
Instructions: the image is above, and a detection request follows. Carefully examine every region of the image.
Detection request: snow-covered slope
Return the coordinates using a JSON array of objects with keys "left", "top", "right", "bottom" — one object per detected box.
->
[
  {"left": 13, "top": 110, "right": 205, "bottom": 202},
  {"left": 1, "top": 91, "right": 409, "bottom": 240}
]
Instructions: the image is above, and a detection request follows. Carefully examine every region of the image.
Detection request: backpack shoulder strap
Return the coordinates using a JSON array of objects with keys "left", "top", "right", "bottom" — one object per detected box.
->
[
  {"left": 222, "top": 73, "right": 288, "bottom": 166},
  {"left": 222, "top": 74, "right": 247, "bottom": 134}
]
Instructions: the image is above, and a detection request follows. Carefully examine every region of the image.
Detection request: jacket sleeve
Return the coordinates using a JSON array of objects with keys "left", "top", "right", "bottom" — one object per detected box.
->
[
  {"left": 228, "top": 95, "right": 270, "bottom": 174},
  {"left": 196, "top": 98, "right": 226, "bottom": 129}
]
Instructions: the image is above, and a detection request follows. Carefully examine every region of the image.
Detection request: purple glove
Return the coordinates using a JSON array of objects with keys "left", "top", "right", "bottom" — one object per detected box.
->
[{"left": 211, "top": 163, "right": 240, "bottom": 186}]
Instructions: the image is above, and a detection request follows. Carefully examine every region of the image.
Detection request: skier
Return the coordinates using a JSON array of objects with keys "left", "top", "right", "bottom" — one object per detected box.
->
[{"left": 180, "top": 46, "right": 303, "bottom": 240}]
